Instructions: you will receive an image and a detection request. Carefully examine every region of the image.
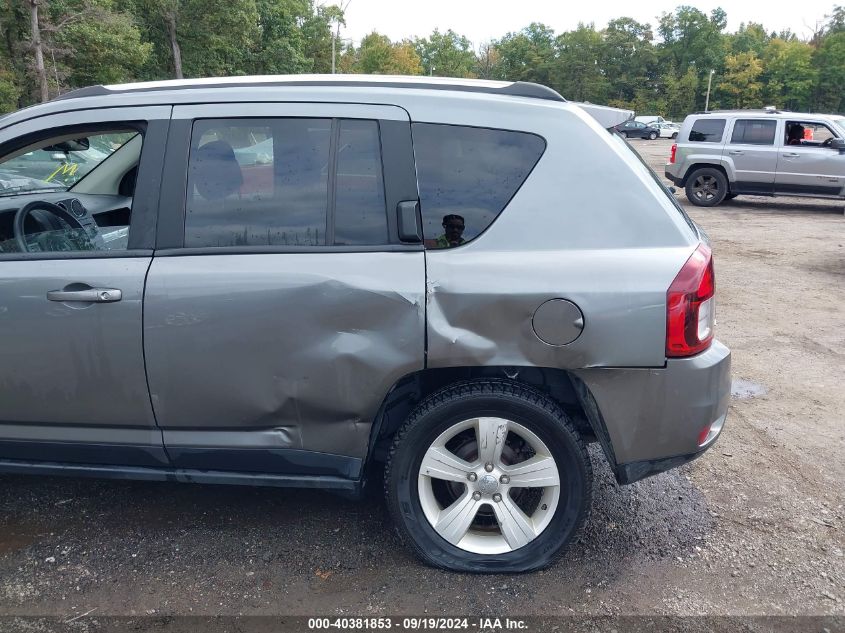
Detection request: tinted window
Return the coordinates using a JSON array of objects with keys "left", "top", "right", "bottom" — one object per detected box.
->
[
  {"left": 413, "top": 124, "right": 545, "bottom": 249},
  {"left": 186, "top": 119, "right": 331, "bottom": 247},
  {"left": 730, "top": 119, "right": 777, "bottom": 145},
  {"left": 688, "top": 119, "right": 726, "bottom": 143},
  {"left": 333, "top": 120, "right": 387, "bottom": 245}
]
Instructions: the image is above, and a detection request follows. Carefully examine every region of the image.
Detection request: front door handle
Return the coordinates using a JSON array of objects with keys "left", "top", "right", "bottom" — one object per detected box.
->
[
  {"left": 728, "top": 150, "right": 744, "bottom": 155},
  {"left": 783, "top": 152, "right": 800, "bottom": 158},
  {"left": 47, "top": 288, "right": 122, "bottom": 303}
]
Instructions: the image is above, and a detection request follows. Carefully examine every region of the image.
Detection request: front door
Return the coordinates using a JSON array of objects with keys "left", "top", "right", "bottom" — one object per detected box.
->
[
  {"left": 775, "top": 120, "right": 845, "bottom": 196},
  {"left": 143, "top": 103, "right": 425, "bottom": 479},
  {"left": 0, "top": 106, "right": 170, "bottom": 466}
]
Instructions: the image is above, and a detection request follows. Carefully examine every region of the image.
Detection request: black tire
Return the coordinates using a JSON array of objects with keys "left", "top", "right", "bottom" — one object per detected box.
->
[
  {"left": 685, "top": 167, "right": 728, "bottom": 207},
  {"left": 385, "top": 380, "right": 592, "bottom": 573},
  {"left": 671, "top": 132, "right": 678, "bottom": 139},
  {"left": 648, "top": 131, "right": 658, "bottom": 140}
]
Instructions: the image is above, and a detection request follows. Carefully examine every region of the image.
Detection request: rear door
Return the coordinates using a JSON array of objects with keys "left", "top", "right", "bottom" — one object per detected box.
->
[
  {"left": 144, "top": 103, "right": 424, "bottom": 479},
  {"left": 724, "top": 118, "right": 780, "bottom": 194}
]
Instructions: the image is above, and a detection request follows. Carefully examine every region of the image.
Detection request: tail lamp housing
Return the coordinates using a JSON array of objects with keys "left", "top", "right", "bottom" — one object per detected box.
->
[
  {"left": 669, "top": 143, "right": 677, "bottom": 164},
  {"left": 666, "top": 244, "right": 715, "bottom": 357}
]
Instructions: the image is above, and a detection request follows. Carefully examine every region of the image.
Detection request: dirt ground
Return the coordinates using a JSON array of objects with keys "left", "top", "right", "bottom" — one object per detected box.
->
[{"left": 0, "top": 138, "right": 842, "bottom": 627}]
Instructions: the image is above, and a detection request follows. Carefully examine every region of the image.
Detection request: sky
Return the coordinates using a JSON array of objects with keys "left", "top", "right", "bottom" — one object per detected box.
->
[{"left": 336, "top": 0, "right": 839, "bottom": 47}]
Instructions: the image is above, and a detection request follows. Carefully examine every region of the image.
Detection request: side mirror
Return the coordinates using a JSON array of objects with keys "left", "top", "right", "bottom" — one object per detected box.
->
[{"left": 830, "top": 138, "right": 845, "bottom": 152}]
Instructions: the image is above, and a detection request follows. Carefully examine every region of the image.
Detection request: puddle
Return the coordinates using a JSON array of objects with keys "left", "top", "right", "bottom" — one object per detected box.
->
[{"left": 731, "top": 378, "right": 768, "bottom": 399}]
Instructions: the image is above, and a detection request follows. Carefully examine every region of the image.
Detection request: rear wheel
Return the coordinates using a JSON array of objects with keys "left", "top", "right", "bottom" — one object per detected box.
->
[
  {"left": 385, "top": 380, "right": 592, "bottom": 573},
  {"left": 685, "top": 167, "right": 728, "bottom": 207},
  {"left": 671, "top": 132, "right": 678, "bottom": 139}
]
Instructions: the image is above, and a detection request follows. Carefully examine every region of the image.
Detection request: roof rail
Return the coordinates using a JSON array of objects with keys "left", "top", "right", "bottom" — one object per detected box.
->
[{"left": 54, "top": 77, "right": 567, "bottom": 103}]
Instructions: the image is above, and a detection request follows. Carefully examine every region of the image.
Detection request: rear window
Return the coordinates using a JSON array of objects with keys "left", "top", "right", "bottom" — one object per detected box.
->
[
  {"left": 688, "top": 119, "right": 726, "bottom": 143},
  {"left": 731, "top": 119, "right": 777, "bottom": 145},
  {"left": 413, "top": 124, "right": 545, "bottom": 249}
]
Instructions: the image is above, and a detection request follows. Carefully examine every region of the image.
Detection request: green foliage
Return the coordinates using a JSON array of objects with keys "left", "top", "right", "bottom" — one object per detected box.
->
[
  {"left": 762, "top": 39, "right": 817, "bottom": 110},
  {"left": 350, "top": 32, "right": 423, "bottom": 75},
  {"left": 413, "top": 29, "right": 476, "bottom": 77},
  {"left": 721, "top": 51, "right": 764, "bottom": 108}
]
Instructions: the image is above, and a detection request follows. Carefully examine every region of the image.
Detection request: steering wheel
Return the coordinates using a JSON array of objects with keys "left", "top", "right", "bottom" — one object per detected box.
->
[
  {"left": 13, "top": 200, "right": 90, "bottom": 253},
  {"left": 822, "top": 137, "right": 834, "bottom": 147}
]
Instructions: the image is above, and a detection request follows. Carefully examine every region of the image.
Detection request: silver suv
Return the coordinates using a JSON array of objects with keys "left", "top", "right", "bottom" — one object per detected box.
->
[
  {"left": 0, "top": 76, "right": 730, "bottom": 573},
  {"left": 665, "top": 109, "right": 845, "bottom": 207}
]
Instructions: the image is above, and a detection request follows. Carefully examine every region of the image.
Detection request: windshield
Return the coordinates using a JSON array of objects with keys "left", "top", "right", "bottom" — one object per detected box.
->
[
  {"left": 0, "top": 131, "right": 136, "bottom": 196},
  {"left": 834, "top": 119, "right": 845, "bottom": 134}
]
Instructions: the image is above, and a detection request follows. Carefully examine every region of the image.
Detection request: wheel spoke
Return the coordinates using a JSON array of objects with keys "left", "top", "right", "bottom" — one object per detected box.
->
[
  {"left": 492, "top": 497, "right": 536, "bottom": 550},
  {"left": 475, "top": 417, "right": 508, "bottom": 466},
  {"left": 420, "top": 445, "right": 475, "bottom": 483},
  {"left": 503, "top": 455, "right": 560, "bottom": 488},
  {"left": 434, "top": 492, "right": 481, "bottom": 545}
]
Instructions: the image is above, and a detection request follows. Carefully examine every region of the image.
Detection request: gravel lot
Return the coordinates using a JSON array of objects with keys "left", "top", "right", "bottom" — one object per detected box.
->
[{"left": 0, "top": 138, "right": 843, "bottom": 626}]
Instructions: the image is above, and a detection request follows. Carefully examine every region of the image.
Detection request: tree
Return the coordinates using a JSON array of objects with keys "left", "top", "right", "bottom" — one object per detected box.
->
[
  {"left": 730, "top": 22, "right": 769, "bottom": 56},
  {"left": 761, "top": 38, "right": 816, "bottom": 110},
  {"left": 492, "top": 23, "right": 556, "bottom": 85},
  {"left": 602, "top": 17, "right": 657, "bottom": 105},
  {"left": 812, "top": 7, "right": 845, "bottom": 111},
  {"left": 352, "top": 32, "right": 422, "bottom": 75},
  {"left": 413, "top": 29, "right": 476, "bottom": 77},
  {"left": 475, "top": 42, "right": 499, "bottom": 79},
  {"left": 555, "top": 24, "right": 608, "bottom": 102},
  {"left": 720, "top": 51, "right": 763, "bottom": 108}
]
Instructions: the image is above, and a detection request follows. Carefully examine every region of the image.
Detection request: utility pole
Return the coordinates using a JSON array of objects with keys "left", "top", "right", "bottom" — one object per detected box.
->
[{"left": 705, "top": 69, "right": 715, "bottom": 112}]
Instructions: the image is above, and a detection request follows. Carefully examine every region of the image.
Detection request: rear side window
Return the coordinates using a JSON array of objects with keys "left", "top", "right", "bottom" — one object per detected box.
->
[
  {"left": 688, "top": 119, "right": 726, "bottom": 143},
  {"left": 731, "top": 119, "right": 777, "bottom": 145},
  {"left": 185, "top": 118, "right": 388, "bottom": 248},
  {"left": 413, "top": 124, "right": 545, "bottom": 249}
]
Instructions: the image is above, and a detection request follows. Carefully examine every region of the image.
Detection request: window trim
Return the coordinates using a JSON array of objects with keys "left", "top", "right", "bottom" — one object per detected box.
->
[{"left": 782, "top": 120, "right": 842, "bottom": 149}]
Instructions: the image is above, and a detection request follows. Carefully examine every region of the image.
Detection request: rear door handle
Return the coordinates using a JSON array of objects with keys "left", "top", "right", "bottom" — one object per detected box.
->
[
  {"left": 783, "top": 152, "right": 800, "bottom": 158},
  {"left": 47, "top": 288, "right": 122, "bottom": 303}
]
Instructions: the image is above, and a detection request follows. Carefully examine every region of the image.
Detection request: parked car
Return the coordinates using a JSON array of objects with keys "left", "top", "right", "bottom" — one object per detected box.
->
[
  {"left": 0, "top": 76, "right": 730, "bottom": 573},
  {"left": 635, "top": 115, "right": 668, "bottom": 126},
  {"left": 657, "top": 122, "right": 680, "bottom": 139},
  {"left": 614, "top": 119, "right": 660, "bottom": 139},
  {"left": 666, "top": 109, "right": 845, "bottom": 206}
]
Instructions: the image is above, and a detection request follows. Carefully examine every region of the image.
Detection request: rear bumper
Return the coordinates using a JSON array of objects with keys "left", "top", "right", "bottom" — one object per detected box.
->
[
  {"left": 664, "top": 168, "right": 683, "bottom": 187},
  {"left": 573, "top": 340, "right": 731, "bottom": 484}
]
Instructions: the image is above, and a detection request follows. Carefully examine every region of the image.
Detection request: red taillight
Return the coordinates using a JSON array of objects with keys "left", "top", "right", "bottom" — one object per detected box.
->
[
  {"left": 666, "top": 244, "right": 715, "bottom": 357},
  {"left": 669, "top": 143, "right": 677, "bottom": 164}
]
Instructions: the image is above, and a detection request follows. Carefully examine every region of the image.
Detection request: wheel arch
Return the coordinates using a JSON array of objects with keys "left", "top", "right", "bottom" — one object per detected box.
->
[
  {"left": 679, "top": 161, "right": 732, "bottom": 188},
  {"left": 364, "top": 366, "right": 617, "bottom": 475}
]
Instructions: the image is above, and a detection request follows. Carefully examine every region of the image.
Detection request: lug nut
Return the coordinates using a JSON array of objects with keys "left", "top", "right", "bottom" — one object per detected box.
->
[
  {"left": 500, "top": 474, "right": 510, "bottom": 484},
  {"left": 472, "top": 491, "right": 482, "bottom": 501},
  {"left": 467, "top": 472, "right": 478, "bottom": 482},
  {"left": 484, "top": 463, "right": 494, "bottom": 472},
  {"left": 492, "top": 493, "right": 502, "bottom": 502}
]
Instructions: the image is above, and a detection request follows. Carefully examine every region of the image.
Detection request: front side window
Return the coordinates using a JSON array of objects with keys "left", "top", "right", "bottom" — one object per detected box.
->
[
  {"left": 413, "top": 124, "right": 545, "bottom": 249},
  {"left": 688, "top": 119, "right": 726, "bottom": 143},
  {"left": 784, "top": 120, "right": 840, "bottom": 148},
  {"left": 185, "top": 118, "right": 388, "bottom": 248},
  {"left": 0, "top": 127, "right": 142, "bottom": 254},
  {"left": 730, "top": 119, "right": 777, "bottom": 145}
]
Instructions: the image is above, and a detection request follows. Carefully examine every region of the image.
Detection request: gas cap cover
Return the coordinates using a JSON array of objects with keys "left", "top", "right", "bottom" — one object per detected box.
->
[{"left": 532, "top": 299, "right": 585, "bottom": 346}]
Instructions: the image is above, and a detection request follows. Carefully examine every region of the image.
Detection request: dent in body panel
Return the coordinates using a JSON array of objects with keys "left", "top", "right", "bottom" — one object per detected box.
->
[
  {"left": 143, "top": 252, "right": 425, "bottom": 460},
  {"left": 425, "top": 247, "right": 693, "bottom": 370}
]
